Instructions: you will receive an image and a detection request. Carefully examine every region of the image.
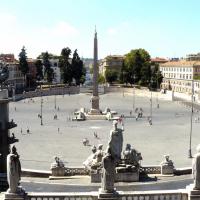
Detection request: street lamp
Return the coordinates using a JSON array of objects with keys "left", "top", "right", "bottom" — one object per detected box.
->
[
  {"left": 133, "top": 75, "right": 136, "bottom": 111},
  {"left": 188, "top": 79, "right": 194, "bottom": 158},
  {"left": 54, "top": 94, "right": 57, "bottom": 109},
  {"left": 40, "top": 84, "right": 43, "bottom": 126},
  {"left": 156, "top": 71, "right": 159, "bottom": 109}
]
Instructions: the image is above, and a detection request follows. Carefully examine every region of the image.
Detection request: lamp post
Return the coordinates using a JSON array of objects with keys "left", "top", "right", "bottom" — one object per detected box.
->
[
  {"left": 40, "top": 83, "right": 43, "bottom": 126},
  {"left": 156, "top": 71, "right": 159, "bottom": 108},
  {"left": 133, "top": 75, "right": 136, "bottom": 111},
  {"left": 54, "top": 94, "right": 57, "bottom": 109},
  {"left": 188, "top": 79, "right": 194, "bottom": 158}
]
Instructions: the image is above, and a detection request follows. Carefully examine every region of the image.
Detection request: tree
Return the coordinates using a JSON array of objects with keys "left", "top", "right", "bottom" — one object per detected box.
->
[
  {"left": 105, "top": 69, "right": 118, "bottom": 84},
  {"left": 19, "top": 46, "right": 29, "bottom": 86},
  {"left": 42, "top": 52, "right": 54, "bottom": 83},
  {"left": 71, "top": 49, "right": 85, "bottom": 85},
  {"left": 58, "top": 47, "right": 73, "bottom": 84},
  {"left": 98, "top": 73, "right": 105, "bottom": 84},
  {"left": 35, "top": 59, "right": 43, "bottom": 80},
  {"left": 124, "top": 48, "right": 151, "bottom": 85}
]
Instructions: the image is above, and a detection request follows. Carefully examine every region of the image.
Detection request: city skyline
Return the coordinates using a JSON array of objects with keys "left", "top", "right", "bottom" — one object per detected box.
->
[{"left": 0, "top": 0, "right": 200, "bottom": 59}]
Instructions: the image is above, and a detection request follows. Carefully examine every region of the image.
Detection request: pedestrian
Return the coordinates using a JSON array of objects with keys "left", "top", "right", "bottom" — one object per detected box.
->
[
  {"left": 27, "top": 128, "right": 30, "bottom": 134},
  {"left": 130, "top": 111, "right": 132, "bottom": 116},
  {"left": 20, "top": 128, "right": 22, "bottom": 134},
  {"left": 58, "top": 128, "right": 60, "bottom": 133},
  {"left": 14, "top": 107, "right": 16, "bottom": 111}
]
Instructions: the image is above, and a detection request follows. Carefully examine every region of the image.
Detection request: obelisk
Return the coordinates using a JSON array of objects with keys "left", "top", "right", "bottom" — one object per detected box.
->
[{"left": 89, "top": 28, "right": 101, "bottom": 115}]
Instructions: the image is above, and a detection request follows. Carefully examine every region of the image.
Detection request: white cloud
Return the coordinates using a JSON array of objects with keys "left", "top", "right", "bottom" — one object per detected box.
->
[
  {"left": 0, "top": 13, "right": 80, "bottom": 58},
  {"left": 107, "top": 28, "right": 117, "bottom": 35},
  {"left": 52, "top": 21, "right": 79, "bottom": 37}
]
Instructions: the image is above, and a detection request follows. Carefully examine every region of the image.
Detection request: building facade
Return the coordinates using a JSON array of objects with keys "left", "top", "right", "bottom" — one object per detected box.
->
[
  {"left": 160, "top": 60, "right": 200, "bottom": 96},
  {"left": 99, "top": 55, "right": 124, "bottom": 77},
  {"left": 49, "top": 58, "right": 61, "bottom": 83},
  {"left": 0, "top": 54, "right": 24, "bottom": 91}
]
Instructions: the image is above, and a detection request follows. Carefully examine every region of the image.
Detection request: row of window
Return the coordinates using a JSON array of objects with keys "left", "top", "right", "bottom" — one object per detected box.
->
[
  {"left": 163, "top": 80, "right": 200, "bottom": 88},
  {"left": 163, "top": 73, "right": 192, "bottom": 79},
  {"left": 160, "top": 67, "right": 192, "bottom": 72}
]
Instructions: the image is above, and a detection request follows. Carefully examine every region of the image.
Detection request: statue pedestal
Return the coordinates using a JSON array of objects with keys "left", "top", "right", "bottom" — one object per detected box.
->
[
  {"left": 98, "top": 188, "right": 119, "bottom": 200},
  {"left": 51, "top": 166, "right": 65, "bottom": 176},
  {"left": 91, "top": 170, "right": 139, "bottom": 183},
  {"left": 160, "top": 164, "right": 174, "bottom": 175},
  {"left": 4, "top": 187, "right": 26, "bottom": 200},
  {"left": 187, "top": 184, "right": 200, "bottom": 200},
  {"left": 4, "top": 193, "right": 25, "bottom": 200}
]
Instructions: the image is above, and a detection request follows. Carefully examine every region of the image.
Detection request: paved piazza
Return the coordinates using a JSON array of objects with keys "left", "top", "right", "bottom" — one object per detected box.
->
[{"left": 9, "top": 91, "right": 200, "bottom": 170}]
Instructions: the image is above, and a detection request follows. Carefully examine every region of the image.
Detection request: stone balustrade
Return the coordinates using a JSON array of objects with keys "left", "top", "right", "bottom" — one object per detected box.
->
[
  {"left": 140, "top": 165, "right": 161, "bottom": 174},
  {"left": 119, "top": 190, "right": 188, "bottom": 200},
  {"left": 26, "top": 192, "right": 98, "bottom": 200},
  {"left": 25, "top": 190, "right": 188, "bottom": 200}
]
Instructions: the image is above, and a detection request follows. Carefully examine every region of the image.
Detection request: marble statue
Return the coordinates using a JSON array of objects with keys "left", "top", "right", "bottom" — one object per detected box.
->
[
  {"left": 192, "top": 144, "right": 200, "bottom": 190},
  {"left": 83, "top": 144, "right": 104, "bottom": 170},
  {"left": 123, "top": 144, "right": 142, "bottom": 167},
  {"left": 7, "top": 145, "right": 21, "bottom": 193},
  {"left": 95, "top": 144, "right": 104, "bottom": 163},
  {"left": 108, "top": 120, "right": 124, "bottom": 163},
  {"left": 101, "top": 147, "right": 115, "bottom": 193}
]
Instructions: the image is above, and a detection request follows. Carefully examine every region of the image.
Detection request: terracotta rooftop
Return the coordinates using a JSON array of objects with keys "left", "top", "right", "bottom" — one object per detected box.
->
[
  {"left": 151, "top": 57, "right": 168, "bottom": 63},
  {"left": 160, "top": 60, "right": 200, "bottom": 67}
]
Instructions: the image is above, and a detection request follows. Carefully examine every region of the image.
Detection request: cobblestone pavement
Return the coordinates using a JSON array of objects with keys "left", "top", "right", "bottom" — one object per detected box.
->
[{"left": 9, "top": 91, "right": 200, "bottom": 170}]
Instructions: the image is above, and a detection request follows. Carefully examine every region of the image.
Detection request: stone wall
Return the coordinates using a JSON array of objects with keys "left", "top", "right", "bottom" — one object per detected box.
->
[{"left": 13, "top": 86, "right": 80, "bottom": 101}]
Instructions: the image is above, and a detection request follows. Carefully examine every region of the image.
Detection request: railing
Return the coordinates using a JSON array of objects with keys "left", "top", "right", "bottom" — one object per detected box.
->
[
  {"left": 140, "top": 165, "right": 161, "bottom": 174},
  {"left": 119, "top": 190, "right": 188, "bottom": 200},
  {"left": 26, "top": 192, "right": 98, "bottom": 200},
  {"left": 26, "top": 190, "right": 188, "bottom": 200},
  {"left": 65, "top": 167, "right": 90, "bottom": 176}
]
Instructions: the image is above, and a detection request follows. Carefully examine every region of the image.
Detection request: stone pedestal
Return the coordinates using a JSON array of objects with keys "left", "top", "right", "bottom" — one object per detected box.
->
[
  {"left": 98, "top": 188, "right": 119, "bottom": 200},
  {"left": 187, "top": 184, "right": 200, "bottom": 200},
  {"left": 4, "top": 187, "right": 26, "bottom": 200},
  {"left": 160, "top": 155, "right": 174, "bottom": 175},
  {"left": 51, "top": 166, "right": 65, "bottom": 176},
  {"left": 89, "top": 96, "right": 101, "bottom": 115},
  {"left": 4, "top": 193, "right": 25, "bottom": 200},
  {"left": 91, "top": 171, "right": 139, "bottom": 183},
  {"left": 161, "top": 164, "right": 174, "bottom": 175}
]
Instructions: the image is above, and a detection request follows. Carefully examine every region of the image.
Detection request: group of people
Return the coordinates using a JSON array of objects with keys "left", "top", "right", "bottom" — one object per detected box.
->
[{"left": 20, "top": 127, "right": 30, "bottom": 134}]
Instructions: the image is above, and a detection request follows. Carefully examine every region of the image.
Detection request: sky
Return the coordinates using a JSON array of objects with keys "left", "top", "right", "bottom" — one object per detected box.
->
[{"left": 0, "top": 0, "right": 200, "bottom": 59}]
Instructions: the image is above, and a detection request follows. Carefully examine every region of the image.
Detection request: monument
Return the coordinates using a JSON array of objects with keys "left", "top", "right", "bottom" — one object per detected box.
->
[
  {"left": 0, "top": 90, "right": 18, "bottom": 191},
  {"left": 86, "top": 120, "right": 141, "bottom": 183},
  {"left": 73, "top": 29, "right": 117, "bottom": 120},
  {"left": 88, "top": 28, "right": 101, "bottom": 115},
  {"left": 187, "top": 144, "right": 200, "bottom": 200},
  {"left": 4, "top": 146, "right": 25, "bottom": 200}
]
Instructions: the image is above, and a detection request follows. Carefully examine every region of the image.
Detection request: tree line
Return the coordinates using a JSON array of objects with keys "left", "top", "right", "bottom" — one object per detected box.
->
[
  {"left": 104, "top": 48, "right": 163, "bottom": 89},
  {"left": 18, "top": 46, "right": 86, "bottom": 87}
]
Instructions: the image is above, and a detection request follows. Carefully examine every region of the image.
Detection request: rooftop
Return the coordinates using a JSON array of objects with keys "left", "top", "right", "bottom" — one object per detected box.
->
[{"left": 160, "top": 60, "right": 200, "bottom": 67}]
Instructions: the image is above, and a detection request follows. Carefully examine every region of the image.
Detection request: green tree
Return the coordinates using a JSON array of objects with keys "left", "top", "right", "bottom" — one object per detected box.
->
[
  {"left": 105, "top": 69, "right": 118, "bottom": 84},
  {"left": 124, "top": 48, "right": 151, "bottom": 85},
  {"left": 35, "top": 59, "right": 43, "bottom": 80},
  {"left": 71, "top": 49, "right": 85, "bottom": 85},
  {"left": 98, "top": 73, "right": 105, "bottom": 84},
  {"left": 18, "top": 46, "right": 29, "bottom": 86},
  {"left": 42, "top": 52, "right": 54, "bottom": 83},
  {"left": 58, "top": 47, "right": 72, "bottom": 84}
]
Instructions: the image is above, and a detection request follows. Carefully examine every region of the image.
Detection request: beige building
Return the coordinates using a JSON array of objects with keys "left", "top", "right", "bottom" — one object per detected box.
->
[
  {"left": 160, "top": 60, "right": 200, "bottom": 95},
  {"left": 99, "top": 55, "right": 124, "bottom": 77}
]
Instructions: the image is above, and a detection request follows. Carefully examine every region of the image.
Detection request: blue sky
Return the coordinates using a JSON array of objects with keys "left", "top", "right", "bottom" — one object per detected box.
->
[{"left": 0, "top": 0, "right": 200, "bottom": 59}]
